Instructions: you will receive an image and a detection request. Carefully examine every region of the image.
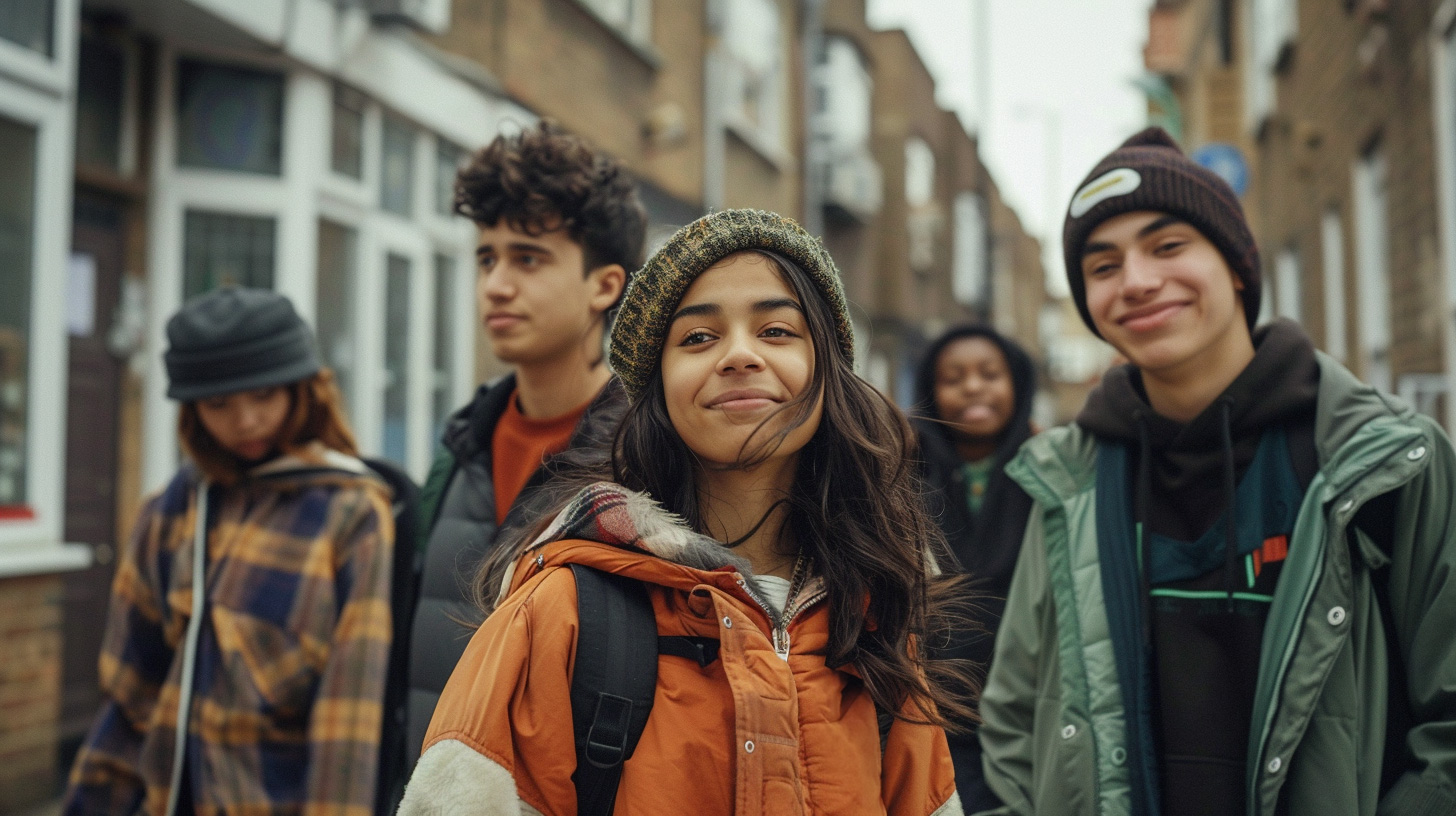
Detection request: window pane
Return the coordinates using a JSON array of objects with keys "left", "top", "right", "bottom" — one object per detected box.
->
[
  {"left": 75, "top": 34, "right": 125, "bottom": 170},
  {"left": 0, "top": 0, "right": 53, "bottom": 56},
  {"left": 316, "top": 221, "right": 358, "bottom": 411},
  {"left": 381, "top": 114, "right": 415, "bottom": 217},
  {"left": 435, "top": 139, "right": 464, "bottom": 216},
  {"left": 182, "top": 211, "right": 276, "bottom": 298},
  {"left": 176, "top": 60, "right": 284, "bottom": 175},
  {"left": 383, "top": 254, "right": 411, "bottom": 465},
  {"left": 0, "top": 117, "right": 36, "bottom": 509},
  {"left": 331, "top": 81, "right": 366, "bottom": 179},
  {"left": 432, "top": 253, "right": 456, "bottom": 440}
]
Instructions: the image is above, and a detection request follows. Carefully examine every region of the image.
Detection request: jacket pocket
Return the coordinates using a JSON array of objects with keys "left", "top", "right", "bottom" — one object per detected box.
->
[
  {"left": 211, "top": 606, "right": 323, "bottom": 725},
  {"left": 1276, "top": 714, "right": 1359, "bottom": 816},
  {"left": 1031, "top": 697, "right": 1097, "bottom": 814}
]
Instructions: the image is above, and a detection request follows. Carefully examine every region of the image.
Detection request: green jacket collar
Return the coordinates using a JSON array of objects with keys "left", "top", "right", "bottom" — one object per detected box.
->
[{"left": 1009, "top": 354, "right": 1428, "bottom": 510}]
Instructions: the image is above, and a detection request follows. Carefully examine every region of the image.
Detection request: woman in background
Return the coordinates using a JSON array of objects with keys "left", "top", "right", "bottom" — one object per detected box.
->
[
  {"left": 913, "top": 324, "right": 1038, "bottom": 811},
  {"left": 65, "top": 287, "right": 395, "bottom": 816}
]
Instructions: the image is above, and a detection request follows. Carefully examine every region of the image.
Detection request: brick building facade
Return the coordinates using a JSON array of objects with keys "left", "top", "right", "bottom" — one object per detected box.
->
[{"left": 1145, "top": 0, "right": 1456, "bottom": 427}]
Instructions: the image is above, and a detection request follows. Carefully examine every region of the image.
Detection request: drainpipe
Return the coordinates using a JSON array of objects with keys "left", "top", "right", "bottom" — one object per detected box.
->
[
  {"left": 801, "top": 0, "right": 826, "bottom": 235},
  {"left": 703, "top": 0, "right": 727, "bottom": 213}
]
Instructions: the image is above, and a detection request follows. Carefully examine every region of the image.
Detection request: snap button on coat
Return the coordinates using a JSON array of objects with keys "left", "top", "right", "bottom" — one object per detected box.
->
[{"left": 1328, "top": 606, "right": 1346, "bottom": 626}]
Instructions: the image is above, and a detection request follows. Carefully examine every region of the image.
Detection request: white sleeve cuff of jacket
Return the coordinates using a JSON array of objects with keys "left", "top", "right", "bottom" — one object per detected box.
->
[{"left": 397, "top": 738, "right": 543, "bottom": 816}]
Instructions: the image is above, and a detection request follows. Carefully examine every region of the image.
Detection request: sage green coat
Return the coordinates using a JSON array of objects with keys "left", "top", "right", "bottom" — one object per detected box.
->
[{"left": 976, "top": 355, "right": 1456, "bottom": 815}]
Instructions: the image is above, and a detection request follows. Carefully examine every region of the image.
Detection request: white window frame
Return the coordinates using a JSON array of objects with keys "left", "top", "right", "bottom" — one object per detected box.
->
[
  {"left": 142, "top": 38, "right": 488, "bottom": 490},
  {"left": 1352, "top": 143, "right": 1393, "bottom": 393},
  {"left": 1431, "top": 0, "right": 1456, "bottom": 430},
  {"left": 0, "top": 0, "right": 74, "bottom": 98},
  {"left": 1320, "top": 207, "right": 1348, "bottom": 362},
  {"left": 0, "top": 0, "right": 87, "bottom": 572}
]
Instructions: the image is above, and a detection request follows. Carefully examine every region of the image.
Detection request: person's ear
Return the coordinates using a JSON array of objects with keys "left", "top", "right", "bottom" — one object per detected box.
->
[{"left": 587, "top": 264, "right": 627, "bottom": 314}]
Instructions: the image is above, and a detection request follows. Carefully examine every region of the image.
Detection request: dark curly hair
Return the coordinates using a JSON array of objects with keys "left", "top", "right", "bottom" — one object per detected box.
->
[{"left": 454, "top": 121, "right": 647, "bottom": 286}]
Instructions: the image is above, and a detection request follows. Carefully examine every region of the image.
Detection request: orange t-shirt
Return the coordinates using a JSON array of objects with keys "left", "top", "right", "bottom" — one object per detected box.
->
[{"left": 491, "top": 390, "right": 592, "bottom": 525}]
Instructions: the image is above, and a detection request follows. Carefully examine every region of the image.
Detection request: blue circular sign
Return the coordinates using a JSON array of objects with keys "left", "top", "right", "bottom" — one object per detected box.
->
[{"left": 1191, "top": 142, "right": 1249, "bottom": 197}]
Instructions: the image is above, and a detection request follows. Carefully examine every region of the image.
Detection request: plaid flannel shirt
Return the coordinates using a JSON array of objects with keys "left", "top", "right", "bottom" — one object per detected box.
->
[{"left": 64, "top": 450, "right": 395, "bottom": 816}]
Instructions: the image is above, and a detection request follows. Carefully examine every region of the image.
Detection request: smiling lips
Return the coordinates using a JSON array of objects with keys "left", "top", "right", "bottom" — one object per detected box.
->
[
  {"left": 1117, "top": 300, "right": 1187, "bottom": 332},
  {"left": 959, "top": 405, "right": 997, "bottom": 424},
  {"left": 706, "top": 388, "right": 781, "bottom": 412}
]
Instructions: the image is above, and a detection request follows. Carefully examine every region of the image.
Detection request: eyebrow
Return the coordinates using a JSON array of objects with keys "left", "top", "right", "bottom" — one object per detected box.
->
[
  {"left": 1081, "top": 215, "right": 1186, "bottom": 258},
  {"left": 476, "top": 241, "right": 554, "bottom": 258},
  {"left": 669, "top": 297, "right": 803, "bottom": 324}
]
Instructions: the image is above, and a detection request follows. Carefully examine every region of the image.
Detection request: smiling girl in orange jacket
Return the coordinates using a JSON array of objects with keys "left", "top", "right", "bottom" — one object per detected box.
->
[{"left": 398, "top": 209, "right": 974, "bottom": 815}]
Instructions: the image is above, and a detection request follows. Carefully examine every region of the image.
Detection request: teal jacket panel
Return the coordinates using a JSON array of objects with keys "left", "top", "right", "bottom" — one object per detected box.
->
[{"left": 976, "top": 354, "right": 1456, "bottom": 816}]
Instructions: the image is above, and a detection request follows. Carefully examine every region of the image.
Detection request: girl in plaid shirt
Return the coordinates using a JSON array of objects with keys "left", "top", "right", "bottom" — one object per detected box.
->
[{"left": 64, "top": 288, "right": 395, "bottom": 816}]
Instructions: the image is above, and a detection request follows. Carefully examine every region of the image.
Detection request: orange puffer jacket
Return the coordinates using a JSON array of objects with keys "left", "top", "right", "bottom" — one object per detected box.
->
[{"left": 397, "top": 482, "right": 963, "bottom": 815}]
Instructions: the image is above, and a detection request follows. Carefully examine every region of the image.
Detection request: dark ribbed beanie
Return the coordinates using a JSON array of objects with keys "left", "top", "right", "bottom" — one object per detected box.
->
[
  {"left": 609, "top": 209, "right": 854, "bottom": 400},
  {"left": 165, "top": 287, "right": 322, "bottom": 401},
  {"left": 1062, "top": 127, "right": 1261, "bottom": 337}
]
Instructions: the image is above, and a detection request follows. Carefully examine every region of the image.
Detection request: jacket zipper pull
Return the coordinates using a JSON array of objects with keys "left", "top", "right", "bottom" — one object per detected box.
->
[{"left": 772, "top": 623, "right": 790, "bottom": 660}]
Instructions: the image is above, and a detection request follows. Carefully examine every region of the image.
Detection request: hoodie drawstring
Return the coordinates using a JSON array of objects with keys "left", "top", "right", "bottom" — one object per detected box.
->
[
  {"left": 1135, "top": 412, "right": 1153, "bottom": 649},
  {"left": 1219, "top": 398, "right": 1239, "bottom": 611}
]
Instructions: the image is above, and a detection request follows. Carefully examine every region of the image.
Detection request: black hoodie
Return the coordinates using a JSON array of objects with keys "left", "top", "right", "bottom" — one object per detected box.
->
[
  {"left": 911, "top": 325, "right": 1038, "bottom": 812},
  {"left": 1076, "top": 319, "right": 1320, "bottom": 816}
]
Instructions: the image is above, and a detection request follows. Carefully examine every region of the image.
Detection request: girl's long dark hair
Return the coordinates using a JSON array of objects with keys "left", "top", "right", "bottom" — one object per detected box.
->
[{"left": 474, "top": 250, "right": 979, "bottom": 731}]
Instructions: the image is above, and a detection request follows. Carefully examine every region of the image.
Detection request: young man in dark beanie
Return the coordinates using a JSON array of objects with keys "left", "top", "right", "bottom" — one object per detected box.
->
[
  {"left": 975, "top": 127, "right": 1456, "bottom": 816},
  {"left": 384, "top": 122, "right": 643, "bottom": 803}
]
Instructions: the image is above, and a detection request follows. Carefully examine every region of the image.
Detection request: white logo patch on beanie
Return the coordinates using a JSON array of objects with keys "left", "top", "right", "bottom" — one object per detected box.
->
[{"left": 1069, "top": 168, "right": 1142, "bottom": 218}]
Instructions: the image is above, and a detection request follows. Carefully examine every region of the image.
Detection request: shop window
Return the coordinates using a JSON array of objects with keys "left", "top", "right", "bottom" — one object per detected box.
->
[
  {"left": 182, "top": 210, "right": 276, "bottom": 298},
  {"left": 316, "top": 221, "right": 358, "bottom": 411},
  {"left": 331, "top": 81, "right": 366, "bottom": 180},
  {"left": 176, "top": 60, "right": 284, "bottom": 175},
  {"left": 0, "top": 116, "right": 35, "bottom": 513},
  {"left": 0, "top": 0, "right": 54, "bottom": 57},
  {"left": 381, "top": 114, "right": 416, "bottom": 217},
  {"left": 382, "top": 253, "right": 411, "bottom": 465},
  {"left": 75, "top": 33, "right": 125, "bottom": 171},
  {"left": 435, "top": 139, "right": 465, "bottom": 216}
]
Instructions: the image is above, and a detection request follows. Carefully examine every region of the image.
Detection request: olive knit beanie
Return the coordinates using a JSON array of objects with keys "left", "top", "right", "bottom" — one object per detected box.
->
[
  {"left": 165, "top": 287, "right": 322, "bottom": 401},
  {"left": 1062, "top": 127, "right": 1261, "bottom": 337},
  {"left": 609, "top": 209, "right": 854, "bottom": 400}
]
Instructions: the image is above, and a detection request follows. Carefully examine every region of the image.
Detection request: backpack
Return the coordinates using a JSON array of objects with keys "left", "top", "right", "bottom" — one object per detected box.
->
[{"left": 568, "top": 564, "right": 893, "bottom": 816}]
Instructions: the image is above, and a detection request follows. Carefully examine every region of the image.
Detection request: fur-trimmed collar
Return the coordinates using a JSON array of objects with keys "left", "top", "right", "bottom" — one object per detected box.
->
[{"left": 499, "top": 481, "right": 753, "bottom": 604}]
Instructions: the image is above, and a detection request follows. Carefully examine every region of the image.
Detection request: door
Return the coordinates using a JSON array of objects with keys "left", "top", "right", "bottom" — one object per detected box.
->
[{"left": 58, "top": 189, "right": 126, "bottom": 770}]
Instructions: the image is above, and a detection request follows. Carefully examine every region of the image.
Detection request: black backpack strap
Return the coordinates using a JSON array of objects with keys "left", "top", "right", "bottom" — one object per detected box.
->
[{"left": 570, "top": 565, "right": 658, "bottom": 816}]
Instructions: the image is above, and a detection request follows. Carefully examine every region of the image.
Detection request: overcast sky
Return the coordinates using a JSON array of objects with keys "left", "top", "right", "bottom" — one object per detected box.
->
[{"left": 865, "top": 0, "right": 1152, "bottom": 295}]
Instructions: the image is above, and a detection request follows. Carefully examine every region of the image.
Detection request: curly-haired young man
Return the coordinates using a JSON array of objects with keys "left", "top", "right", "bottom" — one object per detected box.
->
[{"left": 384, "top": 122, "right": 645, "bottom": 804}]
